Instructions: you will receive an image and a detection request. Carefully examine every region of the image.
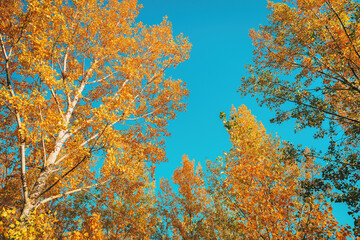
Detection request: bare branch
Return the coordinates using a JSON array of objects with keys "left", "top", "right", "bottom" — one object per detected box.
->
[
  {"left": 64, "top": 59, "right": 99, "bottom": 124},
  {"left": 42, "top": 155, "right": 90, "bottom": 198},
  {"left": 0, "top": 34, "right": 9, "bottom": 61},
  {"left": 125, "top": 108, "right": 160, "bottom": 121},
  {"left": 275, "top": 95, "right": 360, "bottom": 126},
  {"left": 20, "top": 140, "right": 29, "bottom": 203},
  {"left": 38, "top": 106, "right": 47, "bottom": 165},
  {"left": 1, "top": 34, "right": 30, "bottom": 204},
  {"left": 63, "top": 47, "right": 69, "bottom": 73},
  {"left": 87, "top": 70, "right": 120, "bottom": 84},
  {"left": 38, "top": 177, "right": 114, "bottom": 206},
  {"left": 49, "top": 87, "right": 66, "bottom": 122},
  {"left": 55, "top": 129, "right": 99, "bottom": 165},
  {"left": 45, "top": 123, "right": 111, "bottom": 194}
]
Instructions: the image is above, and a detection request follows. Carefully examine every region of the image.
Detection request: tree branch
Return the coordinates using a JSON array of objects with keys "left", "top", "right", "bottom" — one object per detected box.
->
[
  {"left": 325, "top": 0, "right": 360, "bottom": 61},
  {"left": 87, "top": 70, "right": 120, "bottom": 84},
  {"left": 0, "top": 34, "right": 9, "bottom": 61},
  {"left": 275, "top": 95, "right": 360, "bottom": 125},
  {"left": 64, "top": 59, "right": 98, "bottom": 124},
  {"left": 38, "top": 177, "right": 114, "bottom": 206},
  {"left": 1, "top": 34, "right": 30, "bottom": 205},
  {"left": 43, "top": 123, "right": 111, "bottom": 195},
  {"left": 49, "top": 87, "right": 66, "bottom": 122},
  {"left": 38, "top": 106, "right": 48, "bottom": 165}
]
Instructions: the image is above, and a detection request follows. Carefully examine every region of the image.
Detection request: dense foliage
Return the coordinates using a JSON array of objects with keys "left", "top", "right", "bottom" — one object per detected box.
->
[
  {"left": 0, "top": 0, "right": 189, "bottom": 238},
  {"left": 156, "top": 106, "right": 351, "bottom": 239},
  {"left": 240, "top": 0, "right": 360, "bottom": 234},
  {"left": 0, "top": 0, "right": 356, "bottom": 238}
]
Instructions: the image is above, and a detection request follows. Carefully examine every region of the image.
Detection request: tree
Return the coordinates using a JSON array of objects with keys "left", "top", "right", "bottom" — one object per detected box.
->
[
  {"left": 240, "top": 0, "right": 360, "bottom": 232},
  {"left": 216, "top": 105, "right": 350, "bottom": 239},
  {"left": 0, "top": 0, "right": 190, "bottom": 232},
  {"left": 156, "top": 157, "right": 244, "bottom": 240},
  {"left": 50, "top": 155, "right": 159, "bottom": 239},
  {"left": 157, "top": 106, "right": 351, "bottom": 239},
  {"left": 157, "top": 155, "right": 214, "bottom": 239}
]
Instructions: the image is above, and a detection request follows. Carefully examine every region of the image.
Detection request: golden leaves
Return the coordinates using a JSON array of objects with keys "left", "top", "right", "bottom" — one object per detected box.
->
[
  {"left": 158, "top": 155, "right": 212, "bottom": 239},
  {"left": 241, "top": 2, "right": 360, "bottom": 229},
  {"left": 157, "top": 106, "right": 351, "bottom": 238},
  {"left": 220, "top": 105, "right": 351, "bottom": 239},
  {"left": 0, "top": 208, "right": 58, "bottom": 239},
  {"left": 0, "top": 0, "right": 190, "bottom": 237}
]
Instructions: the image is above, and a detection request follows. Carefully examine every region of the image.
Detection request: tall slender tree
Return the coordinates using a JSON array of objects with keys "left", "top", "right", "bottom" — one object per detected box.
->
[
  {"left": 157, "top": 155, "right": 213, "bottom": 239},
  {"left": 216, "top": 105, "right": 350, "bottom": 239}
]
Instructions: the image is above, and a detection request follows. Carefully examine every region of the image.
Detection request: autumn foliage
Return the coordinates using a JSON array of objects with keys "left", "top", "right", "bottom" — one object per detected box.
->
[
  {"left": 240, "top": 0, "right": 360, "bottom": 232},
  {"left": 0, "top": 0, "right": 356, "bottom": 238},
  {"left": 0, "top": 0, "right": 190, "bottom": 238},
  {"left": 218, "top": 106, "right": 350, "bottom": 239},
  {"left": 157, "top": 106, "right": 351, "bottom": 239},
  {"left": 157, "top": 156, "right": 212, "bottom": 239}
]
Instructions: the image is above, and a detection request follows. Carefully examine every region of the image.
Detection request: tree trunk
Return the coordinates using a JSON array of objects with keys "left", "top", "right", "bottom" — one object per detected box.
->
[{"left": 19, "top": 165, "right": 53, "bottom": 221}]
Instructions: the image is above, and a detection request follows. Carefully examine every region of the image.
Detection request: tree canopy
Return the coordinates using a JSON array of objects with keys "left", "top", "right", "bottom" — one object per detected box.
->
[
  {"left": 0, "top": 0, "right": 356, "bottom": 238},
  {"left": 0, "top": 0, "right": 190, "bottom": 237},
  {"left": 240, "top": 0, "right": 360, "bottom": 233},
  {"left": 156, "top": 106, "right": 351, "bottom": 239}
]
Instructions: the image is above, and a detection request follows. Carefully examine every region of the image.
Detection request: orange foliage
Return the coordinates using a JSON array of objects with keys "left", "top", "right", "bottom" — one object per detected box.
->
[
  {"left": 0, "top": 0, "right": 190, "bottom": 236},
  {"left": 221, "top": 105, "right": 351, "bottom": 239},
  {"left": 240, "top": 0, "right": 360, "bottom": 234},
  {"left": 0, "top": 208, "right": 58, "bottom": 239},
  {"left": 159, "top": 106, "right": 352, "bottom": 239},
  {"left": 158, "top": 155, "right": 212, "bottom": 239}
]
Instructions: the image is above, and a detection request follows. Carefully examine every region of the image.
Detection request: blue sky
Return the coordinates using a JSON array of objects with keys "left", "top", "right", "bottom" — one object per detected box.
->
[{"left": 138, "top": 0, "right": 352, "bottom": 226}]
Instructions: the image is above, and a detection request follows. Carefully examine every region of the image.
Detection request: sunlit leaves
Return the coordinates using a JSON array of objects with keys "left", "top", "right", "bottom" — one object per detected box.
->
[
  {"left": 157, "top": 156, "right": 212, "bottom": 239},
  {"left": 0, "top": 0, "right": 190, "bottom": 236},
  {"left": 216, "top": 105, "right": 351, "bottom": 239},
  {"left": 241, "top": 0, "right": 360, "bottom": 232},
  {"left": 157, "top": 106, "right": 351, "bottom": 239}
]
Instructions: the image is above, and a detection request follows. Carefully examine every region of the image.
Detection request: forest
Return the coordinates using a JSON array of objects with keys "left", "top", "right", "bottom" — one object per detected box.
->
[{"left": 0, "top": 0, "right": 359, "bottom": 239}]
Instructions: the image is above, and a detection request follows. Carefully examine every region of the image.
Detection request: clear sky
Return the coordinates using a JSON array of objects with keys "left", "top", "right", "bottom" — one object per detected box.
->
[{"left": 137, "top": 0, "right": 352, "bottom": 227}]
